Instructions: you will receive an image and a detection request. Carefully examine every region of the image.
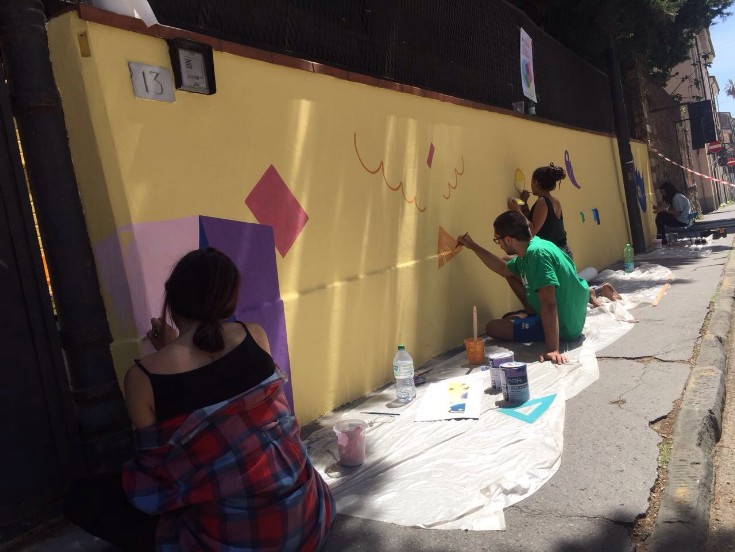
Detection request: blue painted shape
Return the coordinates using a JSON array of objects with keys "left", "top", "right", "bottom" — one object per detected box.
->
[
  {"left": 591, "top": 208, "right": 600, "bottom": 225},
  {"left": 635, "top": 168, "right": 647, "bottom": 213},
  {"left": 498, "top": 394, "right": 556, "bottom": 424}
]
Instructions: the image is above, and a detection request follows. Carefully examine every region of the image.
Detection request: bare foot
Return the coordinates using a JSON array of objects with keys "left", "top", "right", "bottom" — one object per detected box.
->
[
  {"left": 599, "top": 283, "right": 622, "bottom": 301},
  {"left": 588, "top": 288, "right": 603, "bottom": 308}
]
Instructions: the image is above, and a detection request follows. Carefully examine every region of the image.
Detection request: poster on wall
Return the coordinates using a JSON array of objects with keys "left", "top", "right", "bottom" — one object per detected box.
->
[{"left": 520, "top": 28, "right": 537, "bottom": 103}]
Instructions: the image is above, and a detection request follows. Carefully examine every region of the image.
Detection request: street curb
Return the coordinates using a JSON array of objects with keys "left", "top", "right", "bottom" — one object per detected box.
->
[{"left": 649, "top": 244, "right": 735, "bottom": 552}]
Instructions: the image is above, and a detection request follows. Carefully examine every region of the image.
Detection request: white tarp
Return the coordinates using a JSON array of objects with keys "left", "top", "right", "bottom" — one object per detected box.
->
[{"left": 305, "top": 264, "right": 669, "bottom": 530}]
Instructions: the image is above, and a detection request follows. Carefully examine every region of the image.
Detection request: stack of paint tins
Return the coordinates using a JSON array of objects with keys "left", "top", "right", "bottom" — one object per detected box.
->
[
  {"left": 485, "top": 350, "right": 513, "bottom": 392},
  {"left": 485, "top": 350, "right": 530, "bottom": 405}
]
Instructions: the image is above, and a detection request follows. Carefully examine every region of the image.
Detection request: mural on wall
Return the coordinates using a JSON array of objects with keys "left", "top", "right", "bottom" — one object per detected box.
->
[
  {"left": 563, "top": 150, "right": 583, "bottom": 189},
  {"left": 95, "top": 217, "right": 294, "bottom": 408},
  {"left": 354, "top": 132, "right": 426, "bottom": 212},
  {"left": 635, "top": 168, "right": 647, "bottom": 213},
  {"left": 442, "top": 156, "right": 465, "bottom": 200},
  {"left": 591, "top": 208, "right": 601, "bottom": 225},
  {"left": 354, "top": 133, "right": 465, "bottom": 210},
  {"left": 514, "top": 169, "right": 526, "bottom": 195},
  {"left": 245, "top": 164, "right": 309, "bottom": 257},
  {"left": 437, "top": 226, "right": 464, "bottom": 269}
]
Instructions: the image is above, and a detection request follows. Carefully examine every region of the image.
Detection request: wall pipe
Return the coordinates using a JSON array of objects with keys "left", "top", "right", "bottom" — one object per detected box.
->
[
  {"left": 606, "top": 36, "right": 646, "bottom": 253},
  {"left": 0, "top": 0, "right": 131, "bottom": 471}
]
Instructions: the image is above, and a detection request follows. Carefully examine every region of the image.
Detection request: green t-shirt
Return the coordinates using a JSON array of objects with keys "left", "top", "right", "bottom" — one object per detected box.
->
[{"left": 506, "top": 237, "right": 589, "bottom": 340}]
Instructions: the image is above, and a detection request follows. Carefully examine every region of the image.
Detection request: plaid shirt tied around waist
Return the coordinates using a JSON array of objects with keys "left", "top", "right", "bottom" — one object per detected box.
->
[{"left": 122, "top": 371, "right": 335, "bottom": 551}]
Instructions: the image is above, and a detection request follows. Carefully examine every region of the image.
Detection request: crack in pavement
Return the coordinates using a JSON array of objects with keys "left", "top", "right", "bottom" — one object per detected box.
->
[
  {"left": 597, "top": 355, "right": 690, "bottom": 363},
  {"left": 510, "top": 505, "right": 635, "bottom": 528}
]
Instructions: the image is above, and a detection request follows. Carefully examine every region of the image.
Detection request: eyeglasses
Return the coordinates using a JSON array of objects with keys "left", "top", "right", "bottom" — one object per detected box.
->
[{"left": 493, "top": 236, "right": 504, "bottom": 244}]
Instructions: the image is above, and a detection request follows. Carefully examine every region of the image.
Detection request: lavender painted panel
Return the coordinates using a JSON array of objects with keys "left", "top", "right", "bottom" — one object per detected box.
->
[{"left": 199, "top": 216, "right": 294, "bottom": 409}]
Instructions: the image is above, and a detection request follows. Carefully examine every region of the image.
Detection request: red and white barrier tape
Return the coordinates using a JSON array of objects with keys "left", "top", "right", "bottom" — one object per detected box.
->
[{"left": 647, "top": 144, "right": 735, "bottom": 187}]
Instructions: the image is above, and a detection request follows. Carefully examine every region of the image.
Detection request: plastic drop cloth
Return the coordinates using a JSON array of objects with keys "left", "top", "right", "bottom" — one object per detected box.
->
[
  {"left": 593, "top": 263, "right": 672, "bottom": 310},
  {"left": 305, "top": 264, "right": 670, "bottom": 530}
]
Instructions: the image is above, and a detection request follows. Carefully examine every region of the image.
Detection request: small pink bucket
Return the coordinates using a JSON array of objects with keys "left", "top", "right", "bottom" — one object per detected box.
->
[{"left": 333, "top": 419, "right": 367, "bottom": 466}]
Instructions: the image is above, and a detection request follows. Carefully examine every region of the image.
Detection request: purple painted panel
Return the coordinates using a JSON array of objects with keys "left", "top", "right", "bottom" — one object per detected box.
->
[
  {"left": 93, "top": 218, "right": 199, "bottom": 342},
  {"left": 127, "top": 218, "right": 200, "bottom": 339},
  {"left": 199, "top": 216, "right": 293, "bottom": 409},
  {"left": 93, "top": 228, "right": 136, "bottom": 335}
]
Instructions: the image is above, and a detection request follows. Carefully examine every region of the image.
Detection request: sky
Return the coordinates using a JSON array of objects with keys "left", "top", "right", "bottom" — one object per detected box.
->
[{"left": 710, "top": 12, "right": 735, "bottom": 115}]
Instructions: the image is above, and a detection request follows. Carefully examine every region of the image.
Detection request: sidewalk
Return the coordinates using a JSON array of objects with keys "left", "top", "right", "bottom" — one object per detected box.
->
[
  {"left": 317, "top": 206, "right": 735, "bottom": 552},
  {"left": 9, "top": 207, "right": 735, "bottom": 552}
]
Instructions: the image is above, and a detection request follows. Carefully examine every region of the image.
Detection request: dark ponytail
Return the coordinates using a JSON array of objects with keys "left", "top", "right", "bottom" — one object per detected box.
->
[
  {"left": 163, "top": 248, "right": 240, "bottom": 353},
  {"left": 193, "top": 320, "right": 225, "bottom": 353},
  {"left": 532, "top": 163, "right": 567, "bottom": 191}
]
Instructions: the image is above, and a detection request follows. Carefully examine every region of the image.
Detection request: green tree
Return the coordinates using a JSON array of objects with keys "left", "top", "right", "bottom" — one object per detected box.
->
[{"left": 507, "top": 0, "right": 733, "bottom": 80}]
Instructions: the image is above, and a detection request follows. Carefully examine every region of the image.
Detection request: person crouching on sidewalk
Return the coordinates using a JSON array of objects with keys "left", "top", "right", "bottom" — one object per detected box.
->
[{"left": 457, "top": 211, "right": 589, "bottom": 365}]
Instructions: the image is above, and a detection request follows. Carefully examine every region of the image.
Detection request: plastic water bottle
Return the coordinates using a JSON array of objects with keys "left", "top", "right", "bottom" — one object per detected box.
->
[
  {"left": 392, "top": 345, "right": 416, "bottom": 403},
  {"left": 623, "top": 243, "right": 634, "bottom": 273}
]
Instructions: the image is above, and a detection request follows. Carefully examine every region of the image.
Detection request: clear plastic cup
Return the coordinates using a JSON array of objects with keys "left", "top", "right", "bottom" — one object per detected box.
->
[{"left": 333, "top": 419, "right": 367, "bottom": 466}]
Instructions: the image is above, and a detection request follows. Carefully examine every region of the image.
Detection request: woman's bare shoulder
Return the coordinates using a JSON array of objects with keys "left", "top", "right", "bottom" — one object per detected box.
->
[{"left": 241, "top": 322, "right": 271, "bottom": 355}]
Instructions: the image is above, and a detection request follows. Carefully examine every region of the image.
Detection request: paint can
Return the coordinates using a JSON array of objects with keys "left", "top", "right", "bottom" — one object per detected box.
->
[
  {"left": 486, "top": 351, "right": 514, "bottom": 390},
  {"left": 499, "top": 361, "right": 530, "bottom": 405}
]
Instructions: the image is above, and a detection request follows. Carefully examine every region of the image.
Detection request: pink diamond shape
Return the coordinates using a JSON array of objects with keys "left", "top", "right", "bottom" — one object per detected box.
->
[
  {"left": 427, "top": 143, "right": 435, "bottom": 168},
  {"left": 245, "top": 165, "right": 308, "bottom": 257}
]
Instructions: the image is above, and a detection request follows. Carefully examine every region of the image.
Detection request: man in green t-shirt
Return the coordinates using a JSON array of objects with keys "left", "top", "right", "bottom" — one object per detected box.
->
[{"left": 457, "top": 211, "right": 589, "bottom": 364}]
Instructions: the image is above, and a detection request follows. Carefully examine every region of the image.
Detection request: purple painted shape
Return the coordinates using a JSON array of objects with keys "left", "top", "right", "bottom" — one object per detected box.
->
[
  {"left": 93, "top": 230, "right": 137, "bottom": 335},
  {"left": 564, "top": 150, "right": 582, "bottom": 189},
  {"left": 199, "top": 216, "right": 293, "bottom": 409},
  {"left": 127, "top": 218, "right": 200, "bottom": 338},
  {"left": 93, "top": 218, "right": 199, "bottom": 345},
  {"left": 245, "top": 164, "right": 309, "bottom": 258},
  {"left": 93, "top": 216, "right": 294, "bottom": 410},
  {"left": 427, "top": 143, "right": 435, "bottom": 168}
]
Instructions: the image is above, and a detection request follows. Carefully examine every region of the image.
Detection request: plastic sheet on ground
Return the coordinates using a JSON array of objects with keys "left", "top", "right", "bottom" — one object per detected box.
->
[
  {"left": 305, "top": 264, "right": 670, "bottom": 531},
  {"left": 593, "top": 263, "right": 672, "bottom": 310},
  {"left": 633, "top": 237, "right": 715, "bottom": 261}
]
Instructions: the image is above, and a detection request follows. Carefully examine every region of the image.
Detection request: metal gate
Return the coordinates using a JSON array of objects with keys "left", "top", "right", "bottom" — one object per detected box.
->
[{"left": 0, "top": 59, "right": 80, "bottom": 542}]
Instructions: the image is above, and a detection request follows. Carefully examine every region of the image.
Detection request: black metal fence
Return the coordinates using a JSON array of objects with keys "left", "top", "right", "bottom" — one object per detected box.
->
[{"left": 56, "top": 0, "right": 615, "bottom": 133}]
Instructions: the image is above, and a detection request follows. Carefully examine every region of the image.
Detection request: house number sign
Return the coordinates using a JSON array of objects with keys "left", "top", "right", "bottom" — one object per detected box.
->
[{"left": 128, "top": 62, "right": 175, "bottom": 102}]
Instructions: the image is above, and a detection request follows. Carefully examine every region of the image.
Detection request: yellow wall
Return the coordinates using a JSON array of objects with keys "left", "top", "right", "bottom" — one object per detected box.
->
[{"left": 48, "top": 12, "right": 646, "bottom": 422}]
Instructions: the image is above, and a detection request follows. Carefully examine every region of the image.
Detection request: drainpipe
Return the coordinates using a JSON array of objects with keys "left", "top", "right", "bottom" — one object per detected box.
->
[
  {"left": 0, "top": 0, "right": 131, "bottom": 471},
  {"left": 606, "top": 36, "right": 646, "bottom": 253}
]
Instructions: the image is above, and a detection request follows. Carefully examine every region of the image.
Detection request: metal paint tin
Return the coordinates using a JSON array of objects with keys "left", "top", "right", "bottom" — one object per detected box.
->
[
  {"left": 499, "top": 361, "right": 530, "bottom": 404},
  {"left": 486, "top": 351, "right": 514, "bottom": 390}
]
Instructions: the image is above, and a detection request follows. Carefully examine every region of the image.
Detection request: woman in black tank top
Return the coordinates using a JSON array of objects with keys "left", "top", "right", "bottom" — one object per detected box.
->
[
  {"left": 133, "top": 321, "right": 274, "bottom": 421},
  {"left": 509, "top": 163, "right": 573, "bottom": 258},
  {"left": 64, "top": 248, "right": 334, "bottom": 551}
]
